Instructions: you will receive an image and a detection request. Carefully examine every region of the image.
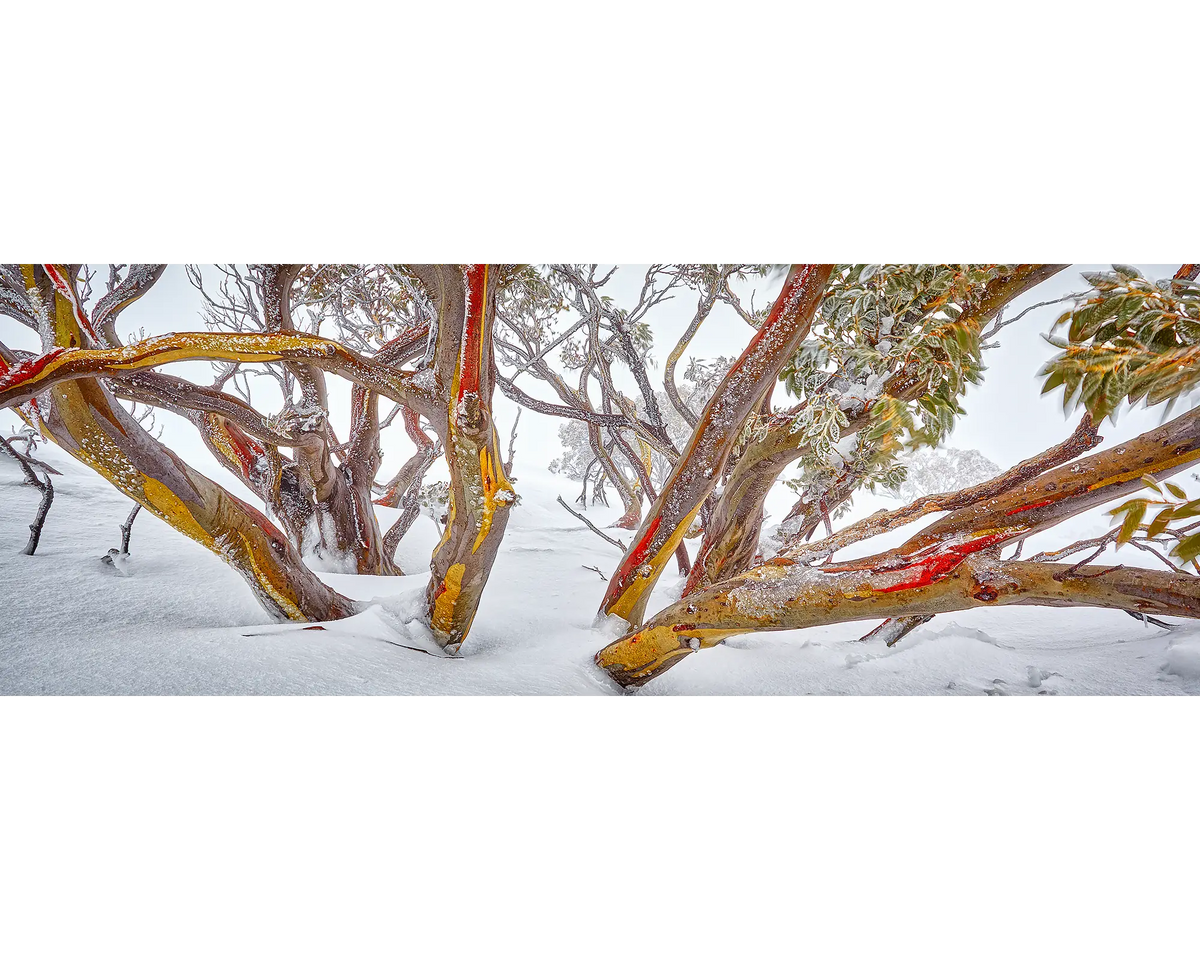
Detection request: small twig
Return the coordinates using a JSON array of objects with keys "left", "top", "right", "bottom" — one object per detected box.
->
[
  {"left": 120, "top": 503, "right": 142, "bottom": 555},
  {"left": 1030, "top": 531, "right": 1117, "bottom": 564},
  {"left": 857, "top": 615, "right": 933, "bottom": 646},
  {"left": 1, "top": 435, "right": 55, "bottom": 555},
  {"left": 1126, "top": 537, "right": 1183, "bottom": 572},
  {"left": 583, "top": 564, "right": 609, "bottom": 581},
  {"left": 1052, "top": 545, "right": 1112, "bottom": 580},
  {"left": 980, "top": 293, "right": 1079, "bottom": 345},
  {"left": 556, "top": 496, "right": 626, "bottom": 550},
  {"left": 1125, "top": 610, "right": 1174, "bottom": 630},
  {"left": 1063, "top": 563, "right": 1126, "bottom": 581},
  {"left": 504, "top": 407, "right": 521, "bottom": 475}
]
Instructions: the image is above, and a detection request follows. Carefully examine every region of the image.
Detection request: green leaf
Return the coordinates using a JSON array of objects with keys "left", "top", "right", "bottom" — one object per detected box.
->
[
  {"left": 1172, "top": 532, "right": 1200, "bottom": 563},
  {"left": 1172, "top": 499, "right": 1200, "bottom": 519},
  {"left": 1146, "top": 506, "right": 1174, "bottom": 540},
  {"left": 1041, "top": 369, "right": 1066, "bottom": 394},
  {"left": 1166, "top": 482, "right": 1187, "bottom": 500},
  {"left": 1118, "top": 500, "right": 1148, "bottom": 544}
]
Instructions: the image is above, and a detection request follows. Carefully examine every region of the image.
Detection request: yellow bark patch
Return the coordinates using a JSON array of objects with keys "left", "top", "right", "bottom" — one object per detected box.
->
[
  {"left": 141, "top": 477, "right": 213, "bottom": 546},
  {"left": 1087, "top": 447, "right": 1200, "bottom": 492},
  {"left": 431, "top": 562, "right": 466, "bottom": 633},
  {"left": 237, "top": 532, "right": 306, "bottom": 621},
  {"left": 434, "top": 489, "right": 456, "bottom": 555},
  {"left": 607, "top": 500, "right": 704, "bottom": 623},
  {"left": 471, "top": 444, "right": 516, "bottom": 554}
]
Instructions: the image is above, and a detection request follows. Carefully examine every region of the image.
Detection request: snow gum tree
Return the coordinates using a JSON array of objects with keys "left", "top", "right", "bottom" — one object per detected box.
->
[
  {"left": 5, "top": 262, "right": 1200, "bottom": 685},
  {"left": 0, "top": 264, "right": 513, "bottom": 648}
]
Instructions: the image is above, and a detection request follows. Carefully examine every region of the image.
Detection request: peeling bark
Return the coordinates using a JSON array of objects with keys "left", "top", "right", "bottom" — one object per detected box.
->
[{"left": 418, "top": 265, "right": 517, "bottom": 652}]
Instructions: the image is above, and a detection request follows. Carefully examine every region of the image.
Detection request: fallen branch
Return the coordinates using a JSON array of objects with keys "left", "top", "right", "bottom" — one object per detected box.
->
[
  {"left": 597, "top": 558, "right": 1200, "bottom": 687},
  {"left": 557, "top": 496, "right": 626, "bottom": 550},
  {"left": 597, "top": 405, "right": 1200, "bottom": 687}
]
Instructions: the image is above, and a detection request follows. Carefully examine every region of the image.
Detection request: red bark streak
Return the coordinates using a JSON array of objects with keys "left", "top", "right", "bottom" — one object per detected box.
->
[
  {"left": 1005, "top": 498, "right": 1055, "bottom": 516},
  {"left": 824, "top": 531, "right": 1010, "bottom": 594},
  {"left": 457, "top": 265, "right": 487, "bottom": 401},
  {"left": 601, "top": 264, "right": 832, "bottom": 621},
  {"left": 0, "top": 348, "right": 68, "bottom": 390},
  {"left": 682, "top": 545, "right": 713, "bottom": 594},
  {"left": 376, "top": 323, "right": 430, "bottom": 357},
  {"left": 42, "top": 264, "right": 99, "bottom": 341},
  {"left": 736, "top": 265, "right": 820, "bottom": 362},
  {"left": 229, "top": 494, "right": 285, "bottom": 541},
  {"left": 223, "top": 421, "right": 266, "bottom": 480},
  {"left": 611, "top": 516, "right": 663, "bottom": 587},
  {"left": 402, "top": 406, "right": 429, "bottom": 447},
  {"left": 875, "top": 532, "right": 1010, "bottom": 593}
]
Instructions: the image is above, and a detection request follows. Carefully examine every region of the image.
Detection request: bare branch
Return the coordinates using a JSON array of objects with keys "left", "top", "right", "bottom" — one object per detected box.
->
[
  {"left": 556, "top": 496, "right": 626, "bottom": 550},
  {"left": 1, "top": 435, "right": 55, "bottom": 555}
]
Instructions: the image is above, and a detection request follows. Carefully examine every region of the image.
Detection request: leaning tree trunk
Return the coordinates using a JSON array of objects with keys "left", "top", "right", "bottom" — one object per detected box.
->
[
  {"left": 684, "top": 264, "right": 1068, "bottom": 597},
  {"left": 599, "top": 264, "right": 834, "bottom": 626},
  {"left": 0, "top": 265, "right": 357, "bottom": 622},
  {"left": 596, "top": 403, "right": 1200, "bottom": 687},
  {"left": 415, "top": 264, "right": 517, "bottom": 653}
]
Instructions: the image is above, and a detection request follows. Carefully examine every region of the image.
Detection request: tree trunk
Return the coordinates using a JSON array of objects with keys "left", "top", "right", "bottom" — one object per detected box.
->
[
  {"left": 416, "top": 265, "right": 517, "bottom": 652},
  {"left": 684, "top": 264, "right": 1069, "bottom": 596},
  {"left": 597, "top": 404, "right": 1200, "bottom": 687},
  {"left": 599, "top": 264, "right": 833, "bottom": 626},
  {"left": 3, "top": 265, "right": 357, "bottom": 623}
]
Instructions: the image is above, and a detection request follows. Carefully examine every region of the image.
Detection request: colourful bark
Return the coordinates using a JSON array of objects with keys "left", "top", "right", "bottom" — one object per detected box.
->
[
  {"left": 599, "top": 264, "right": 834, "bottom": 626},
  {"left": 422, "top": 265, "right": 517, "bottom": 651}
]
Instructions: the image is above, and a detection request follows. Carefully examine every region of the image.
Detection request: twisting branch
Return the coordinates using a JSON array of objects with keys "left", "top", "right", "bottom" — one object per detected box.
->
[
  {"left": 980, "top": 293, "right": 1078, "bottom": 346},
  {"left": 600, "top": 264, "right": 834, "bottom": 626}
]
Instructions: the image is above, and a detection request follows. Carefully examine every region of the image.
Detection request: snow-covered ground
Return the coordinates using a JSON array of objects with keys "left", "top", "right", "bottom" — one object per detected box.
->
[{"left": 4, "top": 437, "right": 1200, "bottom": 695}]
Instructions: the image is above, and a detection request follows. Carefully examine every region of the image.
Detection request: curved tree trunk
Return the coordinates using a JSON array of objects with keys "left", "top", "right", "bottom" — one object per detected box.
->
[{"left": 2, "top": 265, "right": 356, "bottom": 622}]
